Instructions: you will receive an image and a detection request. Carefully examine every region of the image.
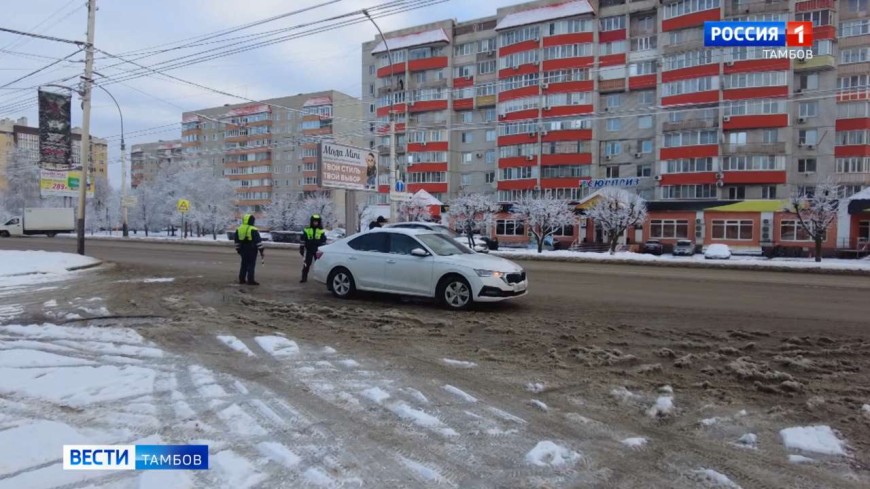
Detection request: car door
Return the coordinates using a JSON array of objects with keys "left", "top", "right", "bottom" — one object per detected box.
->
[
  {"left": 344, "top": 233, "right": 389, "bottom": 290},
  {"left": 383, "top": 233, "right": 434, "bottom": 296}
]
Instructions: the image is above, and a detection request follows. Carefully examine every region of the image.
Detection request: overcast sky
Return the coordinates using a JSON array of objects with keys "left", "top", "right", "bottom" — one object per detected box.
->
[{"left": 0, "top": 0, "right": 519, "bottom": 187}]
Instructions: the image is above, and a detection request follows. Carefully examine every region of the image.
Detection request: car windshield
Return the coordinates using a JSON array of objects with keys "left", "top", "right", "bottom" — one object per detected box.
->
[
  {"left": 430, "top": 224, "right": 457, "bottom": 238},
  {"left": 417, "top": 233, "right": 473, "bottom": 256},
  {"left": 677, "top": 240, "right": 692, "bottom": 246}
]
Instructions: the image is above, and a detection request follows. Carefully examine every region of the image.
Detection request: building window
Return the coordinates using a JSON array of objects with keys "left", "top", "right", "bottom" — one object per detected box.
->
[
  {"left": 461, "top": 152, "right": 473, "bottom": 164},
  {"left": 485, "top": 171, "right": 495, "bottom": 183},
  {"left": 496, "top": 219, "right": 526, "bottom": 236},
  {"left": 798, "top": 73, "right": 819, "bottom": 91},
  {"left": 486, "top": 129, "right": 496, "bottom": 142},
  {"left": 798, "top": 158, "right": 816, "bottom": 173},
  {"left": 478, "top": 38, "right": 496, "bottom": 53},
  {"left": 600, "top": 15, "right": 626, "bottom": 31},
  {"left": 663, "top": 75, "right": 718, "bottom": 96},
  {"left": 762, "top": 129, "right": 778, "bottom": 144},
  {"left": 499, "top": 26, "right": 540, "bottom": 47},
  {"left": 607, "top": 94, "right": 621, "bottom": 107},
  {"left": 780, "top": 220, "right": 812, "bottom": 241},
  {"left": 841, "top": 47, "right": 870, "bottom": 65},
  {"left": 478, "top": 60, "right": 496, "bottom": 74},
  {"left": 664, "top": 0, "right": 720, "bottom": 20},
  {"left": 600, "top": 40, "right": 627, "bottom": 55},
  {"left": 606, "top": 166, "right": 620, "bottom": 178},
  {"left": 461, "top": 132, "right": 473, "bottom": 143},
  {"left": 836, "top": 157, "right": 870, "bottom": 173},
  {"left": 639, "top": 91, "right": 655, "bottom": 105},
  {"left": 461, "top": 111, "right": 473, "bottom": 123},
  {"left": 663, "top": 49, "right": 714, "bottom": 71},
  {"left": 712, "top": 219, "right": 753, "bottom": 240},
  {"left": 604, "top": 141, "right": 623, "bottom": 155},
  {"left": 649, "top": 219, "right": 689, "bottom": 239},
  {"left": 606, "top": 118, "right": 622, "bottom": 132},
  {"left": 454, "top": 65, "right": 475, "bottom": 78},
  {"left": 728, "top": 186, "right": 746, "bottom": 199},
  {"left": 762, "top": 185, "right": 777, "bottom": 199},
  {"left": 485, "top": 149, "right": 496, "bottom": 164},
  {"left": 798, "top": 101, "right": 818, "bottom": 118},
  {"left": 638, "top": 115, "right": 653, "bottom": 129},
  {"left": 637, "top": 164, "right": 652, "bottom": 177},
  {"left": 837, "top": 130, "right": 869, "bottom": 146},
  {"left": 841, "top": 19, "right": 870, "bottom": 38},
  {"left": 369, "top": 64, "right": 375, "bottom": 75},
  {"left": 640, "top": 139, "right": 654, "bottom": 153},
  {"left": 461, "top": 174, "right": 472, "bottom": 186},
  {"left": 630, "top": 36, "right": 657, "bottom": 52},
  {"left": 799, "top": 129, "right": 818, "bottom": 146},
  {"left": 795, "top": 9, "right": 832, "bottom": 27},
  {"left": 454, "top": 43, "right": 474, "bottom": 57},
  {"left": 629, "top": 61, "right": 657, "bottom": 76}
]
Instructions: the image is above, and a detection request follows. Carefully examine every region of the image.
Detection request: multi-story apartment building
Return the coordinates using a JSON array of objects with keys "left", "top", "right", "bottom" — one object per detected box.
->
[
  {"left": 0, "top": 116, "right": 109, "bottom": 191},
  {"left": 130, "top": 139, "right": 183, "bottom": 188},
  {"left": 181, "top": 90, "right": 362, "bottom": 215},
  {"left": 361, "top": 0, "right": 870, "bottom": 210}
]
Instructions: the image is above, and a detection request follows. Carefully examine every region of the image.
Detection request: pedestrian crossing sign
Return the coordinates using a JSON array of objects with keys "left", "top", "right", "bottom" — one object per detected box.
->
[{"left": 176, "top": 199, "right": 190, "bottom": 213}]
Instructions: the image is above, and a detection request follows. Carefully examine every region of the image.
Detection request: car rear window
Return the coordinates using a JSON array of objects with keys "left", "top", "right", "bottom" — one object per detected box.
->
[
  {"left": 417, "top": 233, "right": 473, "bottom": 256},
  {"left": 347, "top": 233, "right": 389, "bottom": 253}
]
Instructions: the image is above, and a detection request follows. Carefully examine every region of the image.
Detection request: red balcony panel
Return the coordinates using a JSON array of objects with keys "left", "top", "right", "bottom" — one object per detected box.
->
[
  {"left": 796, "top": 0, "right": 834, "bottom": 12},
  {"left": 723, "top": 114, "right": 789, "bottom": 130},
  {"left": 837, "top": 90, "right": 870, "bottom": 102},
  {"left": 836, "top": 118, "right": 870, "bottom": 131},
  {"left": 498, "top": 64, "right": 539, "bottom": 79},
  {"left": 377, "top": 62, "right": 406, "bottom": 78},
  {"left": 497, "top": 179, "right": 537, "bottom": 191},
  {"left": 408, "top": 56, "right": 448, "bottom": 72},
  {"left": 660, "top": 145, "right": 719, "bottom": 160},
  {"left": 598, "top": 54, "right": 625, "bottom": 67},
  {"left": 408, "top": 100, "right": 448, "bottom": 113},
  {"left": 835, "top": 145, "right": 870, "bottom": 157},
  {"left": 499, "top": 40, "right": 539, "bottom": 57},
  {"left": 408, "top": 182, "right": 448, "bottom": 194},
  {"left": 407, "top": 162, "right": 448, "bottom": 173},
  {"left": 501, "top": 108, "right": 540, "bottom": 121},
  {"left": 544, "top": 80, "right": 594, "bottom": 93},
  {"left": 453, "top": 98, "right": 474, "bottom": 110},
  {"left": 723, "top": 171, "right": 786, "bottom": 185},
  {"left": 394, "top": 103, "right": 407, "bottom": 113},
  {"left": 723, "top": 86, "right": 789, "bottom": 100},
  {"left": 599, "top": 30, "right": 626, "bottom": 43},
  {"left": 453, "top": 77, "right": 473, "bottom": 88},
  {"left": 725, "top": 58, "right": 790, "bottom": 74},
  {"left": 541, "top": 177, "right": 582, "bottom": 188},
  {"left": 498, "top": 85, "right": 540, "bottom": 103},
  {"left": 376, "top": 106, "right": 391, "bottom": 117},
  {"left": 407, "top": 141, "right": 448, "bottom": 152},
  {"left": 628, "top": 74, "right": 657, "bottom": 90},
  {"left": 499, "top": 134, "right": 537, "bottom": 146},
  {"left": 814, "top": 25, "right": 836, "bottom": 40},
  {"left": 661, "top": 64, "right": 719, "bottom": 83},
  {"left": 378, "top": 185, "right": 389, "bottom": 193},
  {"left": 541, "top": 56, "right": 594, "bottom": 72},
  {"left": 543, "top": 32, "right": 594, "bottom": 46},
  {"left": 499, "top": 157, "right": 537, "bottom": 168},
  {"left": 661, "top": 91, "right": 719, "bottom": 107},
  {"left": 660, "top": 172, "right": 717, "bottom": 185},
  {"left": 396, "top": 123, "right": 406, "bottom": 133},
  {"left": 662, "top": 8, "right": 720, "bottom": 32},
  {"left": 541, "top": 153, "right": 591, "bottom": 165},
  {"left": 541, "top": 129, "right": 592, "bottom": 142},
  {"left": 542, "top": 104, "right": 594, "bottom": 117}
]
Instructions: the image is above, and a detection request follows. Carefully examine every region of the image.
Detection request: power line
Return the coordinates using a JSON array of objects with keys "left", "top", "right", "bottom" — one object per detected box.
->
[
  {"left": 0, "top": 26, "right": 84, "bottom": 46},
  {"left": 0, "top": 49, "right": 81, "bottom": 90}
]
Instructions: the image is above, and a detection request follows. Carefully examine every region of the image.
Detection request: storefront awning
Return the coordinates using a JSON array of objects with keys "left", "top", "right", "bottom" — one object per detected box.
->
[{"left": 705, "top": 200, "right": 790, "bottom": 212}]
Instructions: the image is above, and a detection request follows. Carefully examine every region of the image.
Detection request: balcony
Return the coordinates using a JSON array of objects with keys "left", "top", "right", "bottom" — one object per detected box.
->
[
  {"left": 724, "top": 1, "right": 787, "bottom": 17},
  {"left": 598, "top": 78, "right": 626, "bottom": 93},
  {"left": 721, "top": 142, "right": 786, "bottom": 154},
  {"left": 417, "top": 78, "right": 448, "bottom": 90},
  {"left": 793, "top": 55, "right": 836, "bottom": 72},
  {"left": 662, "top": 38, "right": 704, "bottom": 54},
  {"left": 476, "top": 51, "right": 496, "bottom": 62},
  {"left": 629, "top": 0, "right": 656, "bottom": 13},
  {"left": 662, "top": 119, "right": 719, "bottom": 131}
]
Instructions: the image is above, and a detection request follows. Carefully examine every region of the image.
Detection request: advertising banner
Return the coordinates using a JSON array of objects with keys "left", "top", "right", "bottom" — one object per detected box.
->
[
  {"left": 38, "top": 90, "right": 73, "bottom": 170},
  {"left": 319, "top": 142, "right": 376, "bottom": 191},
  {"left": 39, "top": 169, "right": 93, "bottom": 198}
]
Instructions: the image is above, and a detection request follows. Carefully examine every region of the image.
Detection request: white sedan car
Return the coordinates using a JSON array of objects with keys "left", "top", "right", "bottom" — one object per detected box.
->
[
  {"left": 386, "top": 222, "right": 490, "bottom": 253},
  {"left": 311, "top": 228, "right": 528, "bottom": 310}
]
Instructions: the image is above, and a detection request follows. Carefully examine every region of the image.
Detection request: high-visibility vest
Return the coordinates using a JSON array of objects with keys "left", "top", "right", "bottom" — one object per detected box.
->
[
  {"left": 237, "top": 214, "right": 257, "bottom": 241},
  {"left": 303, "top": 227, "right": 325, "bottom": 240}
]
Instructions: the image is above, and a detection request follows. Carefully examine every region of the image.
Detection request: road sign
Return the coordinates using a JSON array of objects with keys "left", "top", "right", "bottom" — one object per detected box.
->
[
  {"left": 121, "top": 196, "right": 137, "bottom": 208},
  {"left": 390, "top": 180, "right": 411, "bottom": 202},
  {"left": 176, "top": 199, "right": 190, "bottom": 213},
  {"left": 580, "top": 178, "right": 642, "bottom": 189}
]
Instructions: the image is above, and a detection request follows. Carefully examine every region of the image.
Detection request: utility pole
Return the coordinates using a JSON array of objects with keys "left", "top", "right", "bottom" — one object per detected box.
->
[
  {"left": 76, "top": 0, "right": 96, "bottom": 255},
  {"left": 389, "top": 120, "right": 397, "bottom": 221},
  {"left": 120, "top": 128, "right": 128, "bottom": 237}
]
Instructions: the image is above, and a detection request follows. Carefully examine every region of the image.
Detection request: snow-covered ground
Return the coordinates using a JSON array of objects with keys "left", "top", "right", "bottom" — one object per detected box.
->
[
  {"left": 493, "top": 249, "right": 870, "bottom": 272},
  {"left": 0, "top": 250, "right": 100, "bottom": 298},
  {"left": 57, "top": 230, "right": 245, "bottom": 242}
]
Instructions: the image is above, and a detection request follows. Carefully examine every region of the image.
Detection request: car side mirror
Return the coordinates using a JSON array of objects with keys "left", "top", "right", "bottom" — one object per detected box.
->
[{"left": 410, "top": 248, "right": 429, "bottom": 257}]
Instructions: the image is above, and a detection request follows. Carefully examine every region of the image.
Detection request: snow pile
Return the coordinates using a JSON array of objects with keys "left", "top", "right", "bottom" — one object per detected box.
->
[
  {"left": 621, "top": 437, "right": 648, "bottom": 448},
  {"left": 442, "top": 358, "right": 477, "bottom": 368},
  {"left": 788, "top": 454, "right": 816, "bottom": 464},
  {"left": 736, "top": 433, "right": 758, "bottom": 449},
  {"left": 361, "top": 387, "right": 391, "bottom": 404},
  {"left": 256, "top": 442, "right": 301, "bottom": 468},
  {"left": 399, "top": 456, "right": 445, "bottom": 483},
  {"left": 529, "top": 400, "right": 548, "bottom": 412},
  {"left": 443, "top": 385, "right": 477, "bottom": 403},
  {"left": 646, "top": 396, "right": 675, "bottom": 418},
  {"left": 610, "top": 386, "right": 637, "bottom": 402},
  {"left": 211, "top": 450, "right": 267, "bottom": 488},
  {"left": 0, "top": 250, "right": 99, "bottom": 277},
  {"left": 217, "top": 335, "right": 256, "bottom": 357},
  {"left": 526, "top": 382, "right": 546, "bottom": 393},
  {"left": 254, "top": 336, "right": 299, "bottom": 359},
  {"left": 525, "top": 441, "right": 582, "bottom": 467},
  {"left": 862, "top": 404, "right": 870, "bottom": 417},
  {"left": 694, "top": 469, "right": 742, "bottom": 488},
  {"left": 779, "top": 426, "right": 846, "bottom": 456}
]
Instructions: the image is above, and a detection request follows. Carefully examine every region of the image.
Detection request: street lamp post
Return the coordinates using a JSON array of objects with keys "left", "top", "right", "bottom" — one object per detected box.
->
[{"left": 92, "top": 83, "right": 128, "bottom": 237}]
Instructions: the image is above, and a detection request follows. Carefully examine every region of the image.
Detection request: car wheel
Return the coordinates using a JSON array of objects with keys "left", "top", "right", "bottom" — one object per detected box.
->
[
  {"left": 0, "top": 231, "right": 9, "bottom": 238},
  {"left": 46, "top": 232, "right": 57, "bottom": 238},
  {"left": 328, "top": 268, "right": 355, "bottom": 299},
  {"left": 438, "top": 275, "right": 472, "bottom": 310}
]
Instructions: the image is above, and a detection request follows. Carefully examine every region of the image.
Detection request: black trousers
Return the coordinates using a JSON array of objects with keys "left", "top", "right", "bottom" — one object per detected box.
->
[
  {"left": 239, "top": 251, "right": 257, "bottom": 283},
  {"left": 301, "top": 250, "right": 315, "bottom": 281}
]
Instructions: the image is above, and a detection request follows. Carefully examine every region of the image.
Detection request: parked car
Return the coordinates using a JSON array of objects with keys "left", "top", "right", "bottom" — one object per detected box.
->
[
  {"left": 704, "top": 244, "right": 732, "bottom": 260},
  {"left": 326, "top": 228, "right": 346, "bottom": 243},
  {"left": 673, "top": 239, "right": 695, "bottom": 256},
  {"left": 386, "top": 222, "right": 489, "bottom": 253},
  {"left": 641, "top": 239, "right": 664, "bottom": 256},
  {"left": 312, "top": 228, "right": 528, "bottom": 310}
]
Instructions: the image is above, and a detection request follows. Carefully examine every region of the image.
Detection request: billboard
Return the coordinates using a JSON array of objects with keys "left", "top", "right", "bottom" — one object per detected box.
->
[
  {"left": 40, "top": 169, "right": 94, "bottom": 198},
  {"left": 319, "top": 142, "right": 377, "bottom": 192},
  {"left": 38, "top": 90, "right": 73, "bottom": 170}
]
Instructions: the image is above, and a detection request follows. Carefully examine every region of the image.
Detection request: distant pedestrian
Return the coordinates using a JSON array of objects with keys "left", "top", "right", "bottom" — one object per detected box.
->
[
  {"left": 300, "top": 214, "right": 327, "bottom": 283},
  {"left": 235, "top": 214, "right": 265, "bottom": 285},
  {"left": 368, "top": 215, "right": 386, "bottom": 230}
]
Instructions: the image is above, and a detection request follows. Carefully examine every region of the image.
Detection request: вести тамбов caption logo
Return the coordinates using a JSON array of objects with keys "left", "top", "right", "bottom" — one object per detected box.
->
[{"left": 704, "top": 21, "right": 814, "bottom": 60}]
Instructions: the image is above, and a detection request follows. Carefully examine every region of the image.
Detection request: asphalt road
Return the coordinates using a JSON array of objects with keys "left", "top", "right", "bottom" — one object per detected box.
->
[{"left": 3, "top": 236, "right": 869, "bottom": 335}]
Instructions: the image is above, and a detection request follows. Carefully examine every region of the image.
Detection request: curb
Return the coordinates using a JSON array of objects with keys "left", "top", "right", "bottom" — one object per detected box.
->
[
  {"left": 492, "top": 253, "right": 870, "bottom": 277},
  {"left": 66, "top": 260, "right": 104, "bottom": 272},
  {"left": 61, "top": 235, "right": 300, "bottom": 249}
]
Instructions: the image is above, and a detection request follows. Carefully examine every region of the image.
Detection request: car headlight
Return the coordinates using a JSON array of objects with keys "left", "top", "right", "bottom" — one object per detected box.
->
[{"left": 475, "top": 269, "right": 503, "bottom": 279}]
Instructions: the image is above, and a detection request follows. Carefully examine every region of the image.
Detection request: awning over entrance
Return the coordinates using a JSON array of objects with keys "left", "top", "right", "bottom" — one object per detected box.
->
[{"left": 704, "top": 200, "right": 790, "bottom": 212}]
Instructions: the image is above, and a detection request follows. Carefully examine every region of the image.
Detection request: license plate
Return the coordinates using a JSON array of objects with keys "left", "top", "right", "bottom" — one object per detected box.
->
[{"left": 514, "top": 282, "right": 527, "bottom": 292}]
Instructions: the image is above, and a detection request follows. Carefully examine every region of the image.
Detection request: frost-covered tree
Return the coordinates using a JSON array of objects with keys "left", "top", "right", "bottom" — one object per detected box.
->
[
  {"left": 397, "top": 194, "right": 432, "bottom": 222},
  {"left": 449, "top": 193, "right": 499, "bottom": 247},
  {"left": 295, "top": 192, "right": 338, "bottom": 229},
  {"left": 85, "top": 177, "right": 115, "bottom": 235},
  {"left": 186, "top": 166, "right": 236, "bottom": 239},
  {"left": 789, "top": 179, "right": 840, "bottom": 262},
  {"left": 511, "top": 192, "right": 577, "bottom": 254},
  {"left": 129, "top": 182, "right": 164, "bottom": 236},
  {"left": 586, "top": 187, "right": 648, "bottom": 255},
  {"left": 356, "top": 201, "right": 379, "bottom": 231},
  {"left": 262, "top": 192, "right": 301, "bottom": 231},
  {"left": 1, "top": 146, "right": 41, "bottom": 217}
]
